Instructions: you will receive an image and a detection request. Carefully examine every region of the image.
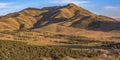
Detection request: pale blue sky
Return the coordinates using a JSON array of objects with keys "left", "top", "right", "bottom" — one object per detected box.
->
[{"left": 0, "top": 0, "right": 120, "bottom": 19}]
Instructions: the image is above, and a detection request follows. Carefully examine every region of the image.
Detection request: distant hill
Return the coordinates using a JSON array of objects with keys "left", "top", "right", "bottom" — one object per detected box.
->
[{"left": 0, "top": 3, "right": 120, "bottom": 31}]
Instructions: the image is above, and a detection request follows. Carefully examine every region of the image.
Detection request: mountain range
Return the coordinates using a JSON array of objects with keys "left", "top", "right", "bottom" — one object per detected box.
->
[{"left": 0, "top": 3, "right": 120, "bottom": 31}]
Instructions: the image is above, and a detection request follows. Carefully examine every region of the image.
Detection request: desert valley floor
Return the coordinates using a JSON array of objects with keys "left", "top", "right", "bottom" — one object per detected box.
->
[{"left": 0, "top": 29, "right": 120, "bottom": 60}]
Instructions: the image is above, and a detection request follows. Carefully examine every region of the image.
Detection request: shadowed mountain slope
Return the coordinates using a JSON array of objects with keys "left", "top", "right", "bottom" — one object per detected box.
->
[{"left": 0, "top": 3, "right": 120, "bottom": 31}]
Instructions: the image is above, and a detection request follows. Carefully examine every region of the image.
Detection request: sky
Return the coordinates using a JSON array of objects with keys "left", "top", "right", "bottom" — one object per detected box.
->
[{"left": 0, "top": 0, "right": 120, "bottom": 19}]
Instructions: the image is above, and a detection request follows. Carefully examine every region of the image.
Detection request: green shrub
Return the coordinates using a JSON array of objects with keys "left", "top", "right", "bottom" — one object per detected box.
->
[{"left": 0, "top": 40, "right": 103, "bottom": 60}]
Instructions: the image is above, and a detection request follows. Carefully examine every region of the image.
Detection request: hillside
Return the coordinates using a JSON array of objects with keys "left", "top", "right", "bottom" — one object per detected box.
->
[
  {"left": 0, "top": 3, "right": 120, "bottom": 31},
  {"left": 0, "top": 3, "right": 120, "bottom": 60}
]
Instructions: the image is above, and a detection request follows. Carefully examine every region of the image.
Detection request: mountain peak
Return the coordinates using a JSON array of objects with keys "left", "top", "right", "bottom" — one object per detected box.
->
[
  {"left": 0, "top": 3, "right": 119, "bottom": 31},
  {"left": 67, "top": 3, "right": 78, "bottom": 7}
]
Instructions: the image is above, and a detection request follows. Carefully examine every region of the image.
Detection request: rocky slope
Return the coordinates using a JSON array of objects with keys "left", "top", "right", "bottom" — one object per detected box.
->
[{"left": 0, "top": 3, "right": 120, "bottom": 31}]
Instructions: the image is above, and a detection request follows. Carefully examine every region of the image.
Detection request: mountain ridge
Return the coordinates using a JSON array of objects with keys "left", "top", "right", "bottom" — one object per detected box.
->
[{"left": 0, "top": 3, "right": 120, "bottom": 31}]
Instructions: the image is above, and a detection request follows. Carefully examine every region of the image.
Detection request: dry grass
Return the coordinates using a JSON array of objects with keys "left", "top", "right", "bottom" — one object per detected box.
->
[{"left": 0, "top": 30, "right": 120, "bottom": 60}]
